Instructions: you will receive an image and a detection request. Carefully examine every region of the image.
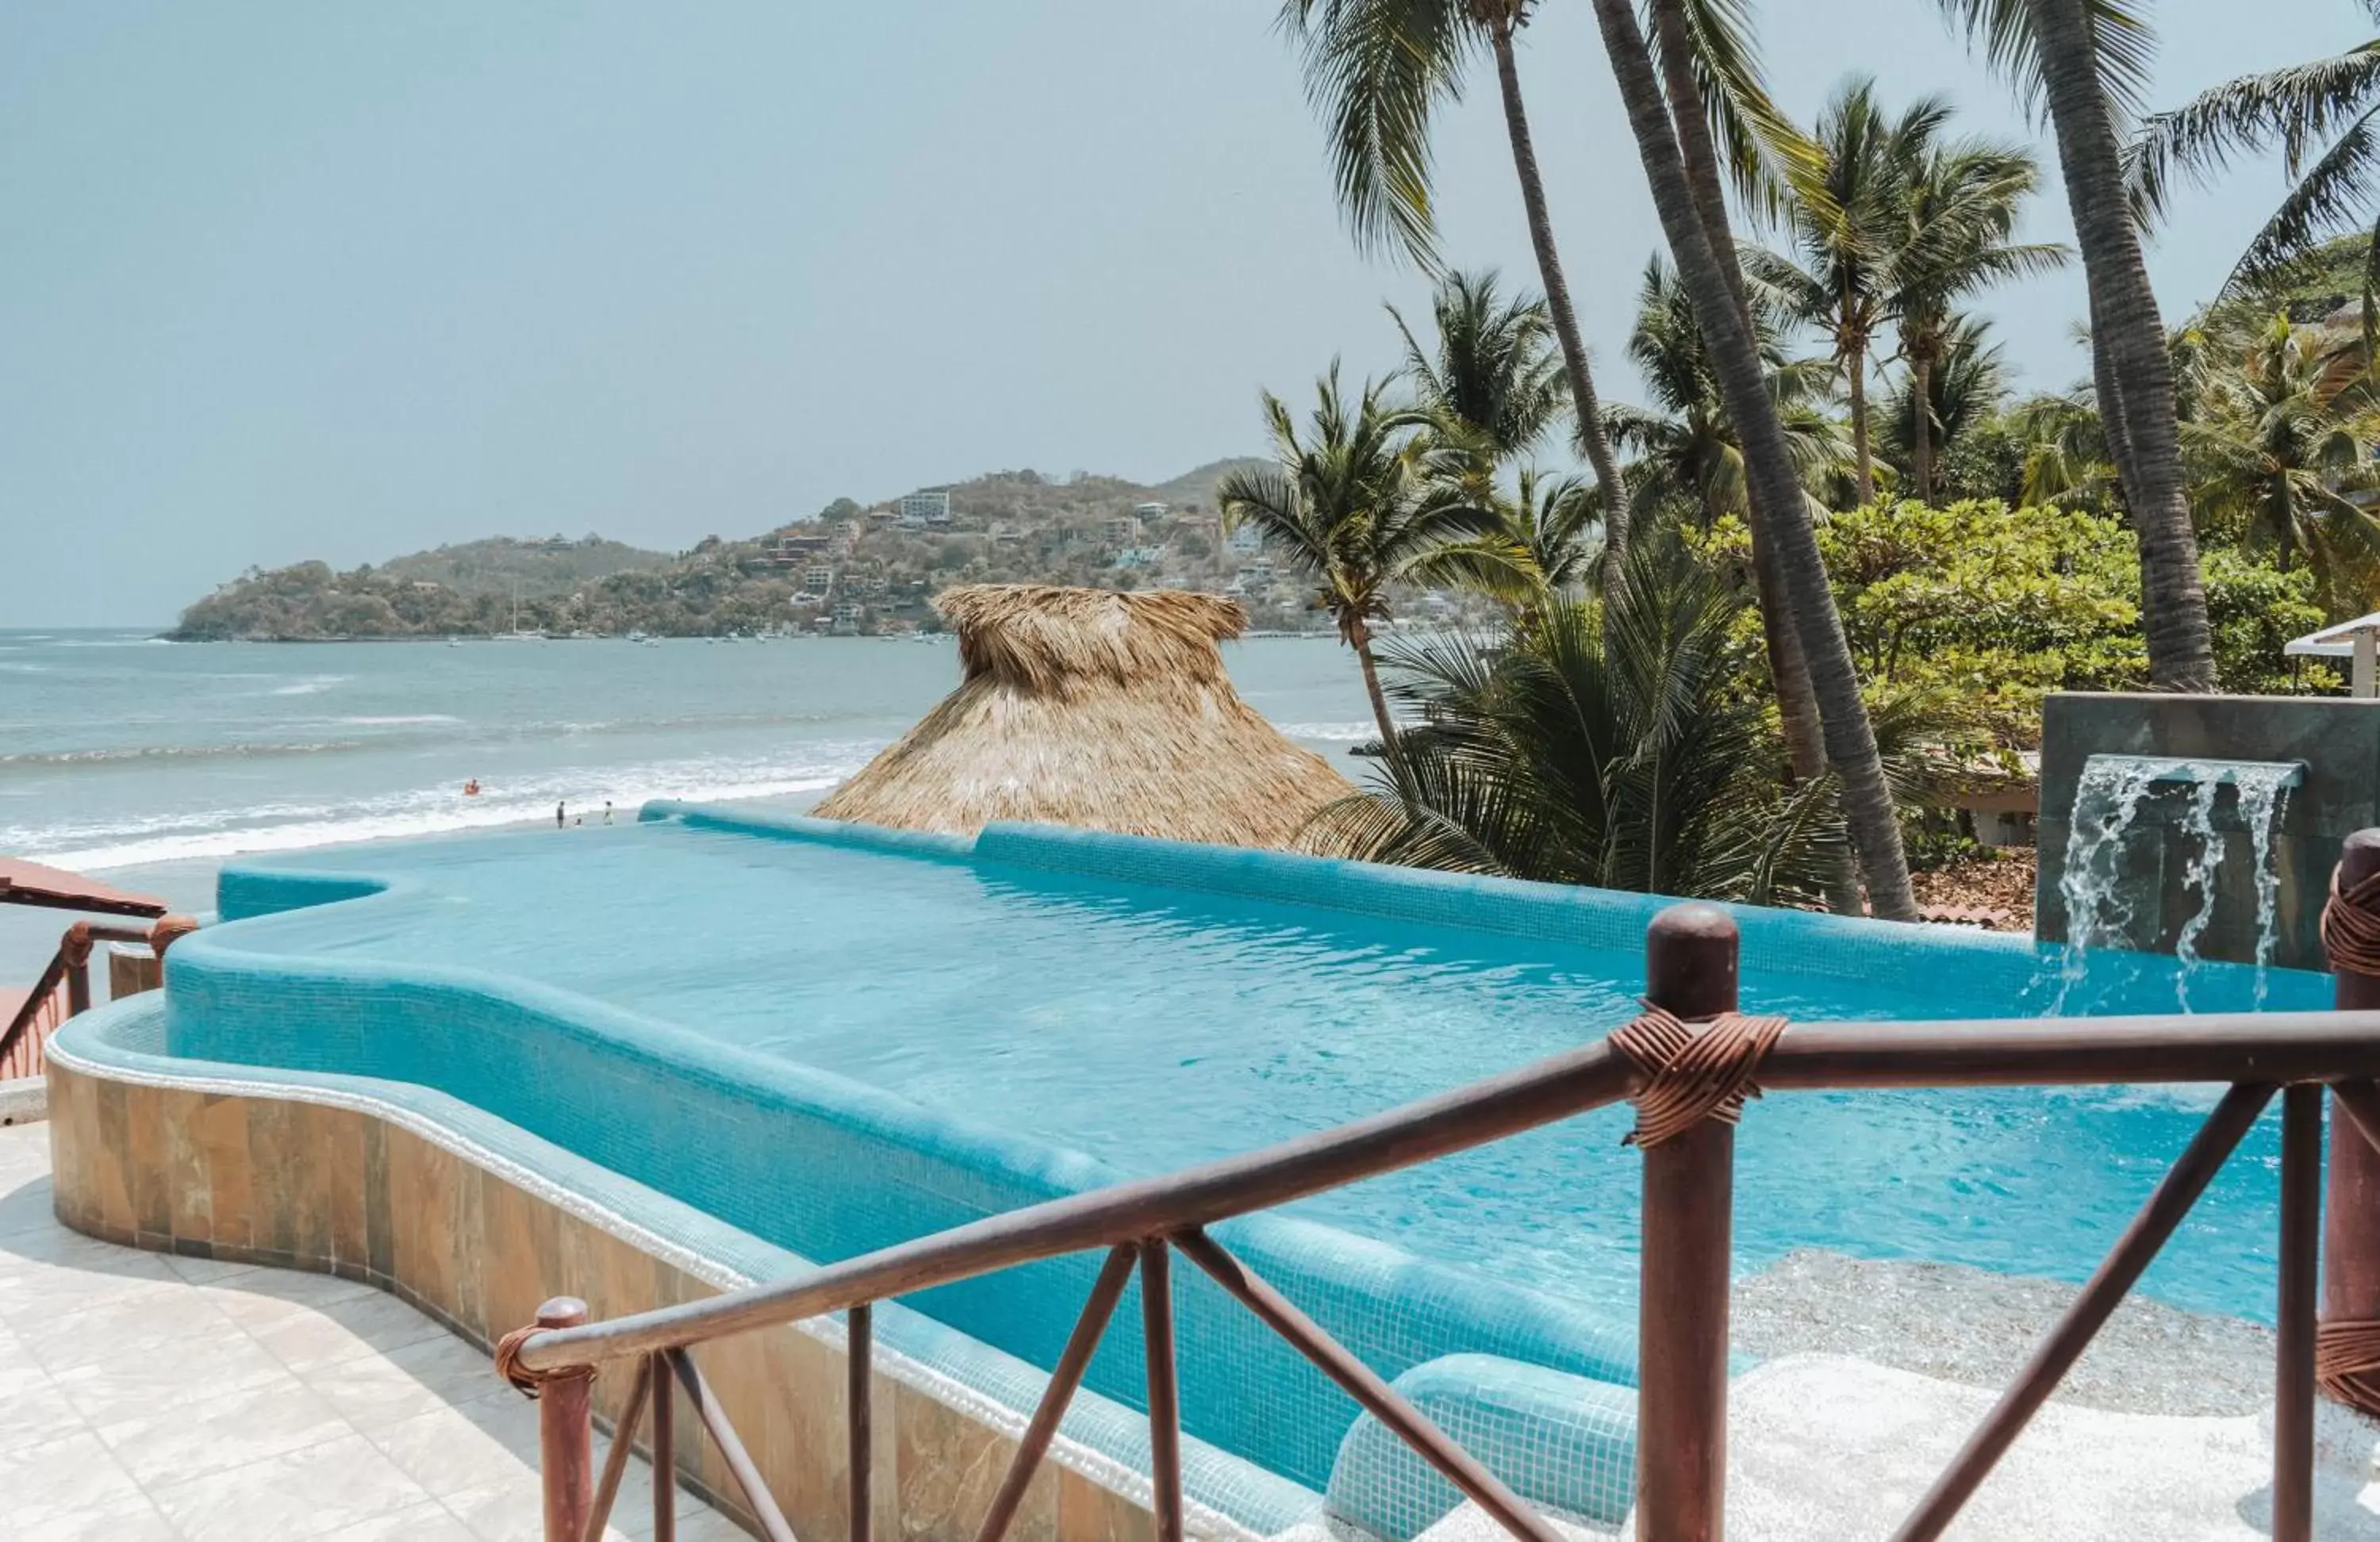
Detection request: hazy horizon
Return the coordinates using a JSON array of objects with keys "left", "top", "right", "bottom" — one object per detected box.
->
[{"left": 6, "top": 2, "right": 2367, "bottom": 626}]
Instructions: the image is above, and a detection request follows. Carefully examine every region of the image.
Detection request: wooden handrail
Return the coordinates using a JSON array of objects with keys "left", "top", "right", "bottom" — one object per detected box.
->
[
  {"left": 0, "top": 948, "right": 71, "bottom": 1064},
  {"left": 507, "top": 878, "right": 2380, "bottom": 1542},
  {"left": 2, "top": 915, "right": 196, "bottom": 1081},
  {"left": 512, "top": 1037, "right": 1637, "bottom": 1373},
  {"left": 512, "top": 1009, "right": 2380, "bottom": 1375}
]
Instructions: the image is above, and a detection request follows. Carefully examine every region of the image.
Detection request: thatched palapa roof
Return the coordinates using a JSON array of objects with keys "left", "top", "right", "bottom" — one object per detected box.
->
[{"left": 815, "top": 585, "right": 1355, "bottom": 849}]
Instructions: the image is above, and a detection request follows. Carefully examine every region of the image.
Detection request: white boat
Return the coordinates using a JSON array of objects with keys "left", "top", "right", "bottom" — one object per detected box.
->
[{"left": 493, "top": 583, "right": 543, "bottom": 640}]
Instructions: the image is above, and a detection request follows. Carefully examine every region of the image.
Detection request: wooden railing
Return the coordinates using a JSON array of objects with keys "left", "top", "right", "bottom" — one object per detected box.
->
[
  {"left": 2, "top": 917, "right": 194, "bottom": 1078},
  {"left": 501, "top": 851, "right": 2380, "bottom": 1542}
]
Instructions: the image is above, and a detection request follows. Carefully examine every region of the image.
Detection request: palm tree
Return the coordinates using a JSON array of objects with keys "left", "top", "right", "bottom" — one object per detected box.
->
[
  {"left": 1215, "top": 367, "right": 1491, "bottom": 748},
  {"left": 1746, "top": 79, "right": 1948, "bottom": 506},
  {"left": 2181, "top": 311, "right": 2380, "bottom": 613},
  {"left": 1609, "top": 256, "right": 1848, "bottom": 527},
  {"left": 1302, "top": 534, "right": 1841, "bottom": 902},
  {"left": 1891, "top": 145, "right": 2069, "bottom": 501},
  {"left": 1586, "top": 0, "right": 1921, "bottom": 919},
  {"left": 2129, "top": 10, "right": 2380, "bottom": 320},
  {"left": 2013, "top": 388, "right": 2124, "bottom": 511},
  {"left": 1749, "top": 83, "right": 2057, "bottom": 508},
  {"left": 1414, "top": 467, "right": 1600, "bottom": 621},
  {"left": 1881, "top": 316, "right": 2013, "bottom": 494},
  {"left": 1279, "top": 0, "right": 1634, "bottom": 574},
  {"left": 1933, "top": 0, "right": 2217, "bottom": 690},
  {"left": 1390, "top": 269, "right": 1568, "bottom": 492}
]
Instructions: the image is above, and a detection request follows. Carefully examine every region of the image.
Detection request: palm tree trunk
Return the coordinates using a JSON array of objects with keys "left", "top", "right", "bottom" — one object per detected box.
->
[
  {"left": 1847, "top": 345, "right": 1876, "bottom": 504},
  {"left": 1911, "top": 355, "right": 1935, "bottom": 503},
  {"left": 1587, "top": 0, "right": 1920, "bottom": 920},
  {"left": 1645, "top": 0, "right": 1855, "bottom": 909},
  {"left": 2086, "top": 286, "right": 2140, "bottom": 502},
  {"left": 1348, "top": 618, "right": 1400, "bottom": 753},
  {"left": 2028, "top": 0, "right": 2217, "bottom": 690},
  {"left": 1486, "top": 19, "right": 1633, "bottom": 585}
]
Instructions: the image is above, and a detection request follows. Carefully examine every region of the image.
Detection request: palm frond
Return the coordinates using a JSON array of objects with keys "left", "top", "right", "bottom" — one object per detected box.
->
[
  {"left": 2229, "top": 109, "right": 2380, "bottom": 290},
  {"left": 2130, "top": 42, "right": 2380, "bottom": 224},
  {"left": 1932, "top": 0, "right": 2158, "bottom": 123},
  {"left": 1279, "top": 0, "right": 1475, "bottom": 268}
]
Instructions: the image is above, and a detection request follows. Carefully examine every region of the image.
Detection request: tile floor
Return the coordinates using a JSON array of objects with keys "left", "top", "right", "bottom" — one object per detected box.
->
[{"left": 0, "top": 1119, "right": 743, "bottom": 1540}]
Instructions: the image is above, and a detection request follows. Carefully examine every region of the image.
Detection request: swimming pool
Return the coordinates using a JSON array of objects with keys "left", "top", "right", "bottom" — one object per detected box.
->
[{"left": 131, "top": 804, "right": 2331, "bottom": 1530}]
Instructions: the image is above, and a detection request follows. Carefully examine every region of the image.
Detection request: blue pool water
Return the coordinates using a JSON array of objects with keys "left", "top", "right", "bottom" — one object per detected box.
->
[{"left": 201, "top": 811, "right": 2326, "bottom": 1327}]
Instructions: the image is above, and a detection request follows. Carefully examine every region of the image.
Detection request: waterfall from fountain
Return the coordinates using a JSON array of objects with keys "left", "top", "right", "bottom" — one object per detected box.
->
[{"left": 2056, "top": 754, "right": 2301, "bottom": 1003}]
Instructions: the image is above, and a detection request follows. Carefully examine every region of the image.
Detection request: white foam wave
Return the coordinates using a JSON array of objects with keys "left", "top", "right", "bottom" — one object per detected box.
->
[
  {"left": 336, "top": 715, "right": 463, "bottom": 727},
  {"left": 27, "top": 746, "right": 883, "bottom": 872},
  {"left": 271, "top": 675, "right": 350, "bottom": 696},
  {"left": 1276, "top": 721, "right": 1384, "bottom": 742}
]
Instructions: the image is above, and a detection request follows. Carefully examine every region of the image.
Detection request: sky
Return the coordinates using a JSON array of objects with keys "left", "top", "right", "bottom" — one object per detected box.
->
[{"left": 2, "top": 2, "right": 2371, "bottom": 627}]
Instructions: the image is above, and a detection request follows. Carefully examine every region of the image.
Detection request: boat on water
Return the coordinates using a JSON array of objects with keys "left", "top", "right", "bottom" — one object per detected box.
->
[{"left": 493, "top": 583, "right": 542, "bottom": 640}]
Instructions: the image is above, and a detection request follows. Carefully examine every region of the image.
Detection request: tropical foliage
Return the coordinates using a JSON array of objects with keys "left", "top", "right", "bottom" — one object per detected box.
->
[
  {"left": 1699, "top": 500, "right": 2327, "bottom": 747},
  {"left": 2178, "top": 311, "right": 2380, "bottom": 612},
  {"left": 1303, "top": 533, "right": 1842, "bottom": 903}
]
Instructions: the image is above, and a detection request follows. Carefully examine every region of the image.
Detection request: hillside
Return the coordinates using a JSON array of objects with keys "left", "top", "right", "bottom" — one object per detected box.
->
[
  {"left": 375, "top": 535, "right": 671, "bottom": 597},
  {"left": 166, "top": 458, "right": 1381, "bottom": 640},
  {"left": 1142, "top": 457, "right": 1272, "bottom": 508}
]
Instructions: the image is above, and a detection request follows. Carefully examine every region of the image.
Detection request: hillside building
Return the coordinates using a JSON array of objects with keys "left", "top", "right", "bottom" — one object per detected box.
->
[{"left": 897, "top": 491, "right": 953, "bottom": 527}]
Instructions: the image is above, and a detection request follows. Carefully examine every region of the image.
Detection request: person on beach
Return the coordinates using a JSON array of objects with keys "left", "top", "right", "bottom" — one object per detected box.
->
[{"left": 555, "top": 800, "right": 566, "bottom": 828}]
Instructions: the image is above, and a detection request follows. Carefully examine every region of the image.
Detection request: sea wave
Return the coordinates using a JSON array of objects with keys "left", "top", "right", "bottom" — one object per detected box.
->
[
  {"left": 1276, "top": 721, "right": 1382, "bottom": 742},
  {"left": 270, "top": 675, "right": 351, "bottom": 696},
  {"left": 0, "top": 740, "right": 366, "bottom": 767},
  {"left": 18, "top": 746, "right": 885, "bottom": 872},
  {"left": 335, "top": 715, "right": 463, "bottom": 727}
]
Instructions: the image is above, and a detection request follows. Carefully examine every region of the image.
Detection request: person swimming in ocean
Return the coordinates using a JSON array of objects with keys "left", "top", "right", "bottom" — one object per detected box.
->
[
  {"left": 603, "top": 800, "right": 614, "bottom": 825},
  {"left": 463, "top": 778, "right": 481, "bottom": 797},
  {"left": 555, "top": 800, "right": 566, "bottom": 828}
]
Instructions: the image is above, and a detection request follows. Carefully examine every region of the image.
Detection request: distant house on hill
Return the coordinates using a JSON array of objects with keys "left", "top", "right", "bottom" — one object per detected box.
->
[
  {"left": 897, "top": 490, "right": 952, "bottom": 527},
  {"left": 765, "top": 534, "right": 830, "bottom": 566}
]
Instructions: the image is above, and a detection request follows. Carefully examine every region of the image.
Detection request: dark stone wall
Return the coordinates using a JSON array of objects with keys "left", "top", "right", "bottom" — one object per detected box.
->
[{"left": 2035, "top": 692, "right": 2380, "bottom": 969}]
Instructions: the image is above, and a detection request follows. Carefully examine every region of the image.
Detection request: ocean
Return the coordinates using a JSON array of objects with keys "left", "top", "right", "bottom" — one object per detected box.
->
[{"left": 0, "top": 627, "right": 1378, "bottom": 978}]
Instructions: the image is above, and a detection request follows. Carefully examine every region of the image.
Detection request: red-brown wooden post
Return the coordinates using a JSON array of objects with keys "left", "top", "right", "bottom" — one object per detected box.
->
[
  {"left": 1635, "top": 903, "right": 1741, "bottom": 1542},
  {"left": 61, "top": 923, "right": 93, "bottom": 1016},
  {"left": 532, "top": 1297, "right": 594, "bottom": 1542},
  {"left": 2276, "top": 1083, "right": 2322, "bottom": 1542},
  {"left": 2324, "top": 831, "right": 2380, "bottom": 1377}
]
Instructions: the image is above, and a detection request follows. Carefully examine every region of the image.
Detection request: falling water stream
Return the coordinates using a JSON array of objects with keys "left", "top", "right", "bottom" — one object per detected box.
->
[{"left": 2056, "top": 754, "right": 2301, "bottom": 1007}]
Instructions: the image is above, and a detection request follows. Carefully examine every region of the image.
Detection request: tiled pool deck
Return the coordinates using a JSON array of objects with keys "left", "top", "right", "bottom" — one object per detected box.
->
[{"left": 0, "top": 1119, "right": 739, "bottom": 1541}]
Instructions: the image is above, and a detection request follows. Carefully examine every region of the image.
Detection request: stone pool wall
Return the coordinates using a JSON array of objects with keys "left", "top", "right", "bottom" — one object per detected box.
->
[{"left": 43, "top": 1053, "right": 1188, "bottom": 1542}]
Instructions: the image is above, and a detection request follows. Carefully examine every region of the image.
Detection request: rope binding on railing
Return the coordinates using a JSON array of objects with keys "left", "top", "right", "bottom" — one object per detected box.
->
[
  {"left": 494, "top": 1323, "right": 593, "bottom": 1398},
  {"left": 2323, "top": 865, "right": 2380, "bottom": 978},
  {"left": 2317, "top": 1321, "right": 2380, "bottom": 1416},
  {"left": 1609, "top": 1003, "right": 1790, "bottom": 1149}
]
